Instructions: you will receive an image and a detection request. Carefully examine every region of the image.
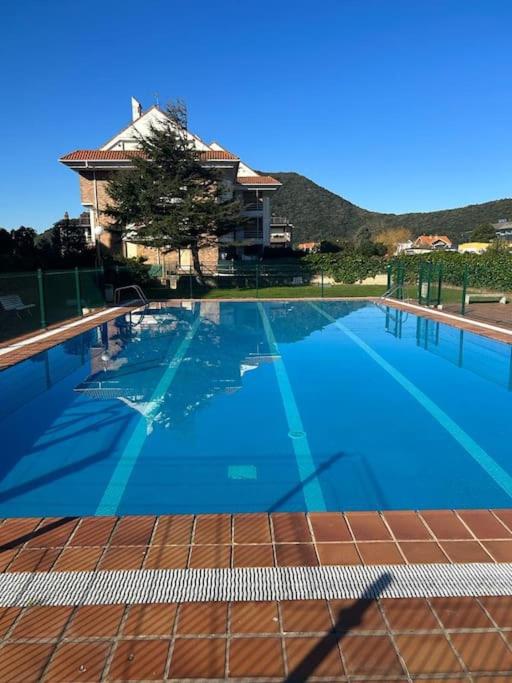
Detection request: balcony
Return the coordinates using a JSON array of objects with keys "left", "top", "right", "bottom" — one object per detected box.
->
[
  {"left": 241, "top": 202, "right": 263, "bottom": 214},
  {"left": 270, "top": 232, "right": 291, "bottom": 243},
  {"left": 235, "top": 227, "right": 263, "bottom": 240}
]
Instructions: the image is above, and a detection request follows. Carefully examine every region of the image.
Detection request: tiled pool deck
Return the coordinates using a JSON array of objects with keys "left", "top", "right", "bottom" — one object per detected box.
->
[
  {"left": 1, "top": 512, "right": 512, "bottom": 681},
  {"left": 2, "top": 301, "right": 512, "bottom": 680}
]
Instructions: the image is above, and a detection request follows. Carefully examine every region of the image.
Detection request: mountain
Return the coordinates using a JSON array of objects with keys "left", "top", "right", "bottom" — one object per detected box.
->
[{"left": 265, "top": 172, "right": 512, "bottom": 243}]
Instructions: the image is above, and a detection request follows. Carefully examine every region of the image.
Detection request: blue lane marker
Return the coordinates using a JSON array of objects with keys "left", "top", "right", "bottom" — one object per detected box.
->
[
  {"left": 311, "top": 302, "right": 512, "bottom": 501},
  {"left": 257, "top": 303, "right": 326, "bottom": 511},
  {"left": 96, "top": 314, "right": 202, "bottom": 515}
]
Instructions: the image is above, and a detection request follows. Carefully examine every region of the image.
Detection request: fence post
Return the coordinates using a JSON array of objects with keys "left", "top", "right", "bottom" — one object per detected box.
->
[
  {"left": 37, "top": 268, "right": 47, "bottom": 329},
  {"left": 461, "top": 267, "right": 468, "bottom": 315},
  {"left": 74, "top": 267, "right": 82, "bottom": 317},
  {"left": 398, "top": 263, "right": 404, "bottom": 300},
  {"left": 418, "top": 262, "right": 424, "bottom": 304},
  {"left": 437, "top": 264, "right": 443, "bottom": 307},
  {"left": 426, "top": 262, "right": 433, "bottom": 306},
  {"left": 386, "top": 263, "right": 392, "bottom": 291},
  {"left": 256, "top": 263, "right": 259, "bottom": 298},
  {"left": 321, "top": 267, "right": 324, "bottom": 298},
  {"left": 189, "top": 266, "right": 193, "bottom": 300}
]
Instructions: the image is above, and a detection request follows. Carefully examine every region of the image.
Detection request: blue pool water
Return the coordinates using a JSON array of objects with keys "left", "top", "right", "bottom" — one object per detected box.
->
[{"left": 1, "top": 300, "right": 512, "bottom": 517}]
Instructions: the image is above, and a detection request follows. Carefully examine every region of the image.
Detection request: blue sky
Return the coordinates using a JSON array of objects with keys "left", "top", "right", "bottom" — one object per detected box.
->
[{"left": 1, "top": 0, "right": 511, "bottom": 231}]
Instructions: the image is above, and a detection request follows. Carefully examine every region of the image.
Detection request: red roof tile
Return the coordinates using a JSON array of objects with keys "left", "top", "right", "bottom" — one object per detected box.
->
[
  {"left": 236, "top": 175, "right": 281, "bottom": 186},
  {"left": 60, "top": 150, "right": 145, "bottom": 161},
  {"left": 414, "top": 235, "right": 452, "bottom": 247},
  {"left": 60, "top": 149, "right": 238, "bottom": 162},
  {"left": 200, "top": 150, "right": 238, "bottom": 160}
]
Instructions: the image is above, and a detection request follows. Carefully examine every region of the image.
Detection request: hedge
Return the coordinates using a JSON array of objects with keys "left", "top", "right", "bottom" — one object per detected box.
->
[
  {"left": 392, "top": 250, "right": 512, "bottom": 290},
  {"left": 303, "top": 253, "right": 386, "bottom": 284},
  {"left": 303, "top": 249, "right": 512, "bottom": 290}
]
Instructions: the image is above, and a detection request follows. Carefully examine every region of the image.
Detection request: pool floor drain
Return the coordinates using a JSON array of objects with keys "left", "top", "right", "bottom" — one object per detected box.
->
[{"left": 288, "top": 430, "right": 305, "bottom": 439}]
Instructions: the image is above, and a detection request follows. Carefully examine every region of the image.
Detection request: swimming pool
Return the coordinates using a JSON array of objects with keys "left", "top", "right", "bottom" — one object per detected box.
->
[{"left": 1, "top": 300, "right": 512, "bottom": 517}]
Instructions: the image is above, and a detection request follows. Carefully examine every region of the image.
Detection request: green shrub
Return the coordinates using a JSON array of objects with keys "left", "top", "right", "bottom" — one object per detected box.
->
[
  {"left": 392, "top": 249, "right": 512, "bottom": 290},
  {"left": 303, "top": 253, "right": 386, "bottom": 283}
]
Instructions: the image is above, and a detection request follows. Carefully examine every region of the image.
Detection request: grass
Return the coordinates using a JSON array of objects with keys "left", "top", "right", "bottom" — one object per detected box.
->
[{"left": 146, "top": 283, "right": 388, "bottom": 300}]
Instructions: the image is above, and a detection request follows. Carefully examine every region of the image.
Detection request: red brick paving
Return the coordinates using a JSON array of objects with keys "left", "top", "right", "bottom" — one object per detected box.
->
[
  {"left": 0, "top": 305, "right": 136, "bottom": 370},
  {"left": 0, "top": 511, "right": 512, "bottom": 679},
  {"left": 0, "top": 593, "right": 512, "bottom": 680},
  {"left": 0, "top": 510, "right": 512, "bottom": 573}
]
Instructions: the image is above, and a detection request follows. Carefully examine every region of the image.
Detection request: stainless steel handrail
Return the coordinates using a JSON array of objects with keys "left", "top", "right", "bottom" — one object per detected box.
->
[{"left": 114, "top": 285, "right": 148, "bottom": 306}]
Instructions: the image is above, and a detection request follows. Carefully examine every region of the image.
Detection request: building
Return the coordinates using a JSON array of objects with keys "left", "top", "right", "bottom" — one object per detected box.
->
[
  {"left": 413, "top": 235, "right": 452, "bottom": 250},
  {"left": 269, "top": 216, "right": 293, "bottom": 248},
  {"left": 59, "top": 98, "right": 282, "bottom": 272},
  {"left": 458, "top": 242, "right": 490, "bottom": 254},
  {"left": 395, "top": 240, "right": 414, "bottom": 254},
  {"left": 493, "top": 219, "right": 512, "bottom": 241}
]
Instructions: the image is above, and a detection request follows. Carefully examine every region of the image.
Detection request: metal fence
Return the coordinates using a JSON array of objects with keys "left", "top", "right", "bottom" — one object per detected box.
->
[
  {"left": 145, "top": 263, "right": 382, "bottom": 301},
  {"left": 386, "top": 261, "right": 512, "bottom": 328},
  {"left": 0, "top": 267, "right": 105, "bottom": 343}
]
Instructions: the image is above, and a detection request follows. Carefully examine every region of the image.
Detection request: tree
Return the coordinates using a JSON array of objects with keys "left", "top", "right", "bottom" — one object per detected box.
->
[
  {"left": 375, "top": 227, "right": 412, "bottom": 255},
  {"left": 319, "top": 240, "right": 342, "bottom": 253},
  {"left": 470, "top": 223, "right": 496, "bottom": 242},
  {"left": 106, "top": 102, "right": 242, "bottom": 282},
  {"left": 0, "top": 228, "right": 13, "bottom": 255},
  {"left": 10, "top": 226, "right": 37, "bottom": 264},
  {"left": 354, "top": 226, "right": 386, "bottom": 257}
]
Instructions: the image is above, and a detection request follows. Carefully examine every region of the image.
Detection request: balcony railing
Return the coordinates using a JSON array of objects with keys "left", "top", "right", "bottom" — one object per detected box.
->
[
  {"left": 270, "top": 233, "right": 291, "bottom": 242},
  {"left": 237, "top": 227, "right": 263, "bottom": 240},
  {"left": 242, "top": 202, "right": 263, "bottom": 212}
]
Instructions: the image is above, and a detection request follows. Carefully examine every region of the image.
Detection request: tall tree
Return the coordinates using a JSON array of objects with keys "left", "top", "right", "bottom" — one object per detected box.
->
[
  {"left": 0, "top": 228, "right": 13, "bottom": 255},
  {"left": 354, "top": 226, "right": 386, "bottom": 257},
  {"left": 106, "top": 102, "right": 242, "bottom": 281},
  {"left": 375, "top": 227, "right": 412, "bottom": 255},
  {"left": 470, "top": 223, "right": 496, "bottom": 242},
  {"left": 10, "top": 226, "right": 37, "bottom": 262}
]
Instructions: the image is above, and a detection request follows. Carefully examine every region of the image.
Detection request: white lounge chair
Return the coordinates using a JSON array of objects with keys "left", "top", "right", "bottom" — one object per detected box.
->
[{"left": 0, "top": 294, "right": 35, "bottom": 318}]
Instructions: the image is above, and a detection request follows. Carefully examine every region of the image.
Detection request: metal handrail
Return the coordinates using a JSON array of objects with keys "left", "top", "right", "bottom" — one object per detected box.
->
[
  {"left": 380, "top": 283, "right": 407, "bottom": 300},
  {"left": 114, "top": 285, "right": 148, "bottom": 306}
]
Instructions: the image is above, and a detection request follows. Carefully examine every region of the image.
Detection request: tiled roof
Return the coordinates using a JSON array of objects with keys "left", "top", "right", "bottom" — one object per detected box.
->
[
  {"left": 199, "top": 150, "right": 238, "bottom": 160},
  {"left": 236, "top": 175, "right": 281, "bottom": 186},
  {"left": 60, "top": 150, "right": 145, "bottom": 161},
  {"left": 414, "top": 235, "right": 452, "bottom": 246},
  {"left": 60, "top": 149, "right": 238, "bottom": 161}
]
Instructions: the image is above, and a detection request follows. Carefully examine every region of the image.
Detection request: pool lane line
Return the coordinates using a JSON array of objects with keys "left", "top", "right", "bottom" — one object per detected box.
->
[
  {"left": 310, "top": 302, "right": 512, "bottom": 501},
  {"left": 96, "top": 313, "right": 203, "bottom": 515},
  {"left": 257, "top": 303, "right": 326, "bottom": 511}
]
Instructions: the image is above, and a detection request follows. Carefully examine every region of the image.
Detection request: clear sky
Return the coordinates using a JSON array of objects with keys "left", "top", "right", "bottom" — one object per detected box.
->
[{"left": 1, "top": 0, "right": 511, "bottom": 231}]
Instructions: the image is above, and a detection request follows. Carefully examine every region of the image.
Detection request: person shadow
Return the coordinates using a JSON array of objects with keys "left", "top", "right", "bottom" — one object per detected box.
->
[{"left": 283, "top": 572, "right": 393, "bottom": 682}]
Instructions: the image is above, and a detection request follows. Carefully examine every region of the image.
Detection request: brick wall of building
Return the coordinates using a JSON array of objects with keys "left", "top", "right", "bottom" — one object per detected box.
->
[{"left": 78, "top": 172, "right": 220, "bottom": 271}]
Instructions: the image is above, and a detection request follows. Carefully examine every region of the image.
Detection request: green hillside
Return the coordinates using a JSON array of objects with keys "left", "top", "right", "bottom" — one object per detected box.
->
[{"left": 266, "top": 172, "right": 512, "bottom": 243}]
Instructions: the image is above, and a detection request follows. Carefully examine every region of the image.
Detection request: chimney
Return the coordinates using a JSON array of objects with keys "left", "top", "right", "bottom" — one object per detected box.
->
[{"left": 131, "top": 97, "right": 142, "bottom": 121}]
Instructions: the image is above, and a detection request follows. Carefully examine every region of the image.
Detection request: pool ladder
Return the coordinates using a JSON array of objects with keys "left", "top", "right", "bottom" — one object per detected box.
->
[{"left": 114, "top": 285, "right": 149, "bottom": 306}]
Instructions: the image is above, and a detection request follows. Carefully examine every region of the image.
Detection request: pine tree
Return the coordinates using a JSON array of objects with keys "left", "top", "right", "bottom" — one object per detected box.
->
[{"left": 106, "top": 103, "right": 242, "bottom": 282}]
